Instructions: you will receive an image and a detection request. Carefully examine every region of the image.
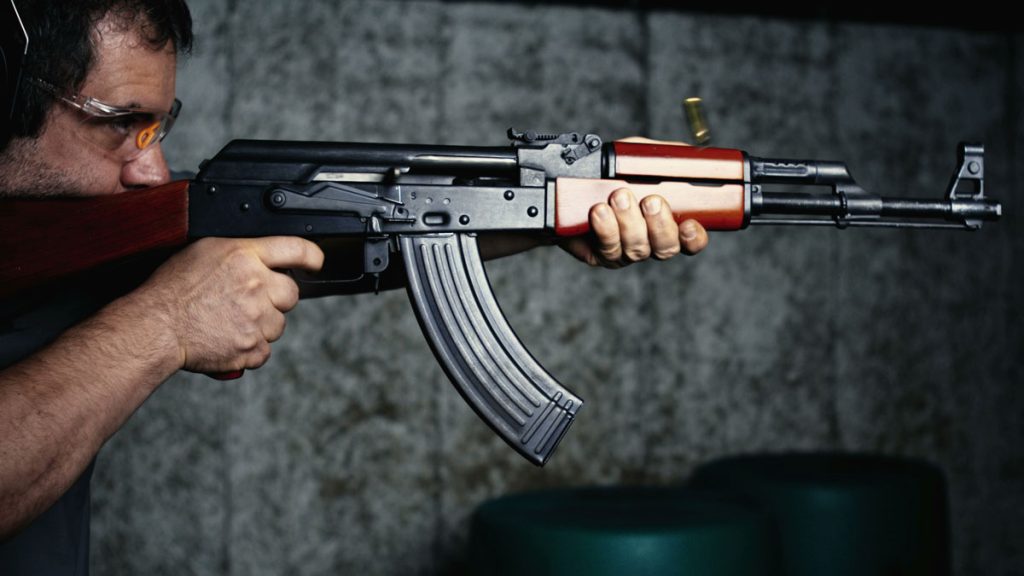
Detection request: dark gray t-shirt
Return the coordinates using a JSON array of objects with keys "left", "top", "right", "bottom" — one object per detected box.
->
[{"left": 0, "top": 267, "right": 150, "bottom": 575}]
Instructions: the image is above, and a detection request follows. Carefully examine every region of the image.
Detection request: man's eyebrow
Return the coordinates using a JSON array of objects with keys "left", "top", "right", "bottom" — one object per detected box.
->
[
  {"left": 104, "top": 96, "right": 153, "bottom": 110},
  {"left": 118, "top": 101, "right": 174, "bottom": 114},
  {"left": 99, "top": 92, "right": 175, "bottom": 111}
]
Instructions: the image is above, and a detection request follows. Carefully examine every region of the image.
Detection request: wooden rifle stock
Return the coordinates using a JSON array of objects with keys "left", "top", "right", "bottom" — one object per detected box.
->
[{"left": 0, "top": 180, "right": 190, "bottom": 297}]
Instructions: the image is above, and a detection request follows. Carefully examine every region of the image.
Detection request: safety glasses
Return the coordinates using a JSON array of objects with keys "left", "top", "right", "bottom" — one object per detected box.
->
[{"left": 28, "top": 77, "right": 181, "bottom": 160}]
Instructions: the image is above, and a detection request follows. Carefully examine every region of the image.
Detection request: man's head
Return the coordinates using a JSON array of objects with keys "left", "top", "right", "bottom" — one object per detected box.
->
[{"left": 0, "top": 0, "right": 192, "bottom": 197}]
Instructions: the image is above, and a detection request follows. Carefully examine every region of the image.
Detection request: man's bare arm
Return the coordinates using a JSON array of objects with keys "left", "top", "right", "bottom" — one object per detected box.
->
[
  {"left": 0, "top": 236, "right": 323, "bottom": 539},
  {"left": 0, "top": 290, "right": 181, "bottom": 538}
]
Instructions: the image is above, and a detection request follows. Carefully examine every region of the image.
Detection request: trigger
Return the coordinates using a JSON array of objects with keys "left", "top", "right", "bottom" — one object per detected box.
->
[
  {"left": 364, "top": 216, "right": 390, "bottom": 293},
  {"left": 364, "top": 237, "right": 389, "bottom": 275}
]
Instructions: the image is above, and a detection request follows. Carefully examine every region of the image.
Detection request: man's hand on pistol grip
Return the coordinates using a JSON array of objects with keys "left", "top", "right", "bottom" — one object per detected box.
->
[{"left": 134, "top": 236, "right": 324, "bottom": 375}]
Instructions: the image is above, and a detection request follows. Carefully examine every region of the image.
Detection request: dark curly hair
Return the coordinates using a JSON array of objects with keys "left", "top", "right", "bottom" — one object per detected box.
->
[{"left": 1, "top": 0, "right": 192, "bottom": 151}]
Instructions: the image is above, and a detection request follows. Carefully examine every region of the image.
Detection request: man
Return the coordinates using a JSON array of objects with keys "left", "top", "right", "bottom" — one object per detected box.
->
[{"left": 0, "top": 0, "right": 708, "bottom": 573}]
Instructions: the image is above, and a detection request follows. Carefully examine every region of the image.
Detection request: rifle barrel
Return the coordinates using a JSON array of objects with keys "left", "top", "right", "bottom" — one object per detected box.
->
[{"left": 753, "top": 192, "right": 1000, "bottom": 224}]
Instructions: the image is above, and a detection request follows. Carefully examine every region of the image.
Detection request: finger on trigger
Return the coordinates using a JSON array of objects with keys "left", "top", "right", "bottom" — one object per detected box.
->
[
  {"left": 642, "top": 196, "right": 681, "bottom": 260},
  {"left": 590, "top": 203, "right": 622, "bottom": 262},
  {"left": 253, "top": 237, "right": 325, "bottom": 272}
]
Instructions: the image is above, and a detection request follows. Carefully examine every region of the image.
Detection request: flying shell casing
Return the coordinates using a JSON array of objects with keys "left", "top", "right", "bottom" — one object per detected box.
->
[{"left": 684, "top": 97, "right": 711, "bottom": 145}]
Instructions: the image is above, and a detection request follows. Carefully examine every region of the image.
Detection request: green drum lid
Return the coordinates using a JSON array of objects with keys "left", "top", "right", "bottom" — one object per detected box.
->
[
  {"left": 689, "top": 453, "right": 950, "bottom": 576},
  {"left": 468, "top": 486, "right": 776, "bottom": 576}
]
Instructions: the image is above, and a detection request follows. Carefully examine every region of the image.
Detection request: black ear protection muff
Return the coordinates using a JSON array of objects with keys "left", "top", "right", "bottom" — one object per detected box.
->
[{"left": 2, "top": 0, "right": 29, "bottom": 140}]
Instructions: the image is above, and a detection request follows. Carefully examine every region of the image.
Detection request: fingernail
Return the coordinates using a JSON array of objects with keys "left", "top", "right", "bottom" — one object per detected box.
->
[
  {"left": 682, "top": 221, "right": 699, "bottom": 241},
  {"left": 642, "top": 197, "right": 662, "bottom": 216},
  {"left": 595, "top": 204, "right": 612, "bottom": 220},
  {"left": 613, "top": 191, "right": 631, "bottom": 210}
]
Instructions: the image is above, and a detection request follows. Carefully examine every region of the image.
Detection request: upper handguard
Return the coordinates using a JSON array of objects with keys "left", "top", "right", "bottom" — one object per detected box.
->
[{"left": 400, "top": 233, "right": 582, "bottom": 466}]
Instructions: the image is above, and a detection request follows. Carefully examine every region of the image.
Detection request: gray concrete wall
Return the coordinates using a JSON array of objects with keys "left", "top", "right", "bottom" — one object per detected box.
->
[{"left": 89, "top": 2, "right": 1022, "bottom": 574}]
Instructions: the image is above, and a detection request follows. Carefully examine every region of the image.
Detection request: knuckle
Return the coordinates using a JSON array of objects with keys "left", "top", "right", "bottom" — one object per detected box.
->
[
  {"left": 282, "top": 282, "right": 300, "bottom": 310},
  {"left": 253, "top": 343, "right": 272, "bottom": 368},
  {"left": 242, "top": 303, "right": 262, "bottom": 324},
  {"left": 599, "top": 246, "right": 622, "bottom": 262},
  {"left": 226, "top": 246, "right": 257, "bottom": 272},
  {"left": 236, "top": 330, "right": 262, "bottom": 353},
  {"left": 244, "top": 274, "right": 265, "bottom": 294},
  {"left": 653, "top": 245, "right": 681, "bottom": 260},
  {"left": 623, "top": 244, "right": 651, "bottom": 262},
  {"left": 270, "top": 315, "right": 287, "bottom": 342},
  {"left": 599, "top": 237, "right": 620, "bottom": 253}
]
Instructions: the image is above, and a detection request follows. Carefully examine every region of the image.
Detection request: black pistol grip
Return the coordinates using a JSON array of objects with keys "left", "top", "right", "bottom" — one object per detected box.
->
[{"left": 400, "top": 233, "right": 583, "bottom": 466}]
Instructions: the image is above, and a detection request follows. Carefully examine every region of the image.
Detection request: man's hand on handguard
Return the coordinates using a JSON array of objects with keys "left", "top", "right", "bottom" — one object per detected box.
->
[
  {"left": 559, "top": 188, "right": 709, "bottom": 268},
  {"left": 560, "top": 135, "right": 708, "bottom": 268},
  {"left": 133, "top": 237, "right": 324, "bottom": 374}
]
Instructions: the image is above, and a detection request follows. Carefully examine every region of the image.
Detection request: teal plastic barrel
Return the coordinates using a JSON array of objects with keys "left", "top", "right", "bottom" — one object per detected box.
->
[
  {"left": 689, "top": 453, "right": 950, "bottom": 576},
  {"left": 468, "top": 486, "right": 776, "bottom": 576}
]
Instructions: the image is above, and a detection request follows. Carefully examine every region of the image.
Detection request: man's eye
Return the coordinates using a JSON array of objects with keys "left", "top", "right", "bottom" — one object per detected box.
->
[{"left": 103, "top": 116, "right": 136, "bottom": 135}]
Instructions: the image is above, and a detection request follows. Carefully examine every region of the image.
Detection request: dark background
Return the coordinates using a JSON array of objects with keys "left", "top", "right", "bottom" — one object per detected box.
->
[{"left": 90, "top": 1, "right": 1022, "bottom": 574}]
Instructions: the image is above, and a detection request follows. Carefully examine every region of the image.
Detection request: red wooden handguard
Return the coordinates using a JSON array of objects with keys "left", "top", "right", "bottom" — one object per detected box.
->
[
  {"left": 554, "top": 142, "right": 748, "bottom": 237},
  {"left": 613, "top": 142, "right": 746, "bottom": 180},
  {"left": 554, "top": 179, "right": 747, "bottom": 236}
]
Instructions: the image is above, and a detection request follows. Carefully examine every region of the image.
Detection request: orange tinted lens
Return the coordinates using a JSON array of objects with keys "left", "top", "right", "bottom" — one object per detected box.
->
[{"left": 136, "top": 121, "right": 160, "bottom": 149}]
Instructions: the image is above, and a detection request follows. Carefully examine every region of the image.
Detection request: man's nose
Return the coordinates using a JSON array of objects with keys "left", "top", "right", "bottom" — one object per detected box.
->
[{"left": 120, "top": 144, "right": 171, "bottom": 188}]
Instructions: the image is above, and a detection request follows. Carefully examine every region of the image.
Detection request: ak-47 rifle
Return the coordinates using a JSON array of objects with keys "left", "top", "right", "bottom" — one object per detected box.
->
[{"left": 0, "top": 131, "right": 1001, "bottom": 465}]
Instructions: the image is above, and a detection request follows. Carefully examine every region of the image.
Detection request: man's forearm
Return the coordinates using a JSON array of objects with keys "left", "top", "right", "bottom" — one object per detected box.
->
[
  {"left": 0, "top": 290, "right": 181, "bottom": 540},
  {"left": 0, "top": 234, "right": 319, "bottom": 539}
]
